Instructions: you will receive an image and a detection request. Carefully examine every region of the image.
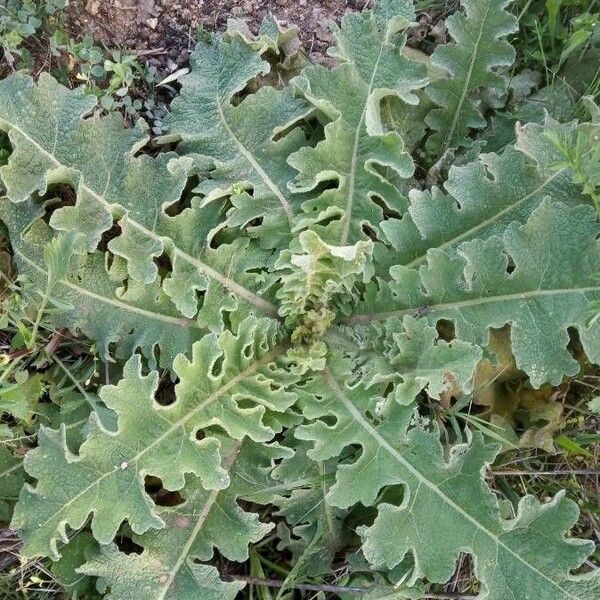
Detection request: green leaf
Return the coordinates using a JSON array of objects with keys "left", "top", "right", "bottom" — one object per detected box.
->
[
  {"left": 0, "top": 202, "right": 205, "bottom": 370},
  {"left": 165, "top": 28, "right": 311, "bottom": 248},
  {"left": 11, "top": 317, "right": 296, "bottom": 559},
  {"left": 334, "top": 315, "right": 483, "bottom": 406},
  {"left": 381, "top": 119, "right": 586, "bottom": 269},
  {"left": 0, "top": 73, "right": 280, "bottom": 338},
  {"left": 349, "top": 200, "right": 600, "bottom": 386},
  {"left": 275, "top": 231, "right": 373, "bottom": 332},
  {"left": 425, "top": 0, "right": 517, "bottom": 155},
  {"left": 287, "top": 1, "right": 427, "bottom": 244},
  {"left": 80, "top": 438, "right": 290, "bottom": 600},
  {"left": 297, "top": 357, "right": 599, "bottom": 599},
  {"left": 0, "top": 446, "right": 25, "bottom": 522}
]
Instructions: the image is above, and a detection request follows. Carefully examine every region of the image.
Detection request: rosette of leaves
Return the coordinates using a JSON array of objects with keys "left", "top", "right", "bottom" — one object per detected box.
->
[{"left": 0, "top": 0, "right": 599, "bottom": 598}]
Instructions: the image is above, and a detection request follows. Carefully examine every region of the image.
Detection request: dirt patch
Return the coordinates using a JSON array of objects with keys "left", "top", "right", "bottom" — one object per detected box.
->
[{"left": 71, "top": 0, "right": 375, "bottom": 73}]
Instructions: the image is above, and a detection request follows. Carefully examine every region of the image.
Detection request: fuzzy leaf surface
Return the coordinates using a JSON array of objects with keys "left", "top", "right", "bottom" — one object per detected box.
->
[
  {"left": 11, "top": 318, "right": 295, "bottom": 559},
  {"left": 0, "top": 73, "right": 280, "bottom": 344},
  {"left": 297, "top": 356, "right": 599, "bottom": 599},
  {"left": 288, "top": 0, "right": 427, "bottom": 244},
  {"left": 425, "top": 0, "right": 517, "bottom": 155},
  {"left": 381, "top": 120, "right": 586, "bottom": 269},
  {"left": 80, "top": 439, "right": 290, "bottom": 600},
  {"left": 166, "top": 28, "right": 311, "bottom": 247},
  {"left": 349, "top": 200, "right": 600, "bottom": 386}
]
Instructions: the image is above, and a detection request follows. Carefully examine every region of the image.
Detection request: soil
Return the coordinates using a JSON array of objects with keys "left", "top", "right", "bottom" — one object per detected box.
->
[
  {"left": 68, "top": 0, "right": 444, "bottom": 74},
  {"left": 68, "top": 0, "right": 358, "bottom": 71}
]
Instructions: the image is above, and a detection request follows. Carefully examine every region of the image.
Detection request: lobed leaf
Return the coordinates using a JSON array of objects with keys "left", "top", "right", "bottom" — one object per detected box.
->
[
  {"left": 11, "top": 317, "right": 295, "bottom": 559},
  {"left": 80, "top": 438, "right": 290, "bottom": 600},
  {"left": 349, "top": 200, "right": 600, "bottom": 386},
  {"left": 425, "top": 0, "right": 517, "bottom": 155},
  {"left": 166, "top": 28, "right": 312, "bottom": 248},
  {"left": 288, "top": 0, "right": 427, "bottom": 244},
  {"left": 297, "top": 356, "right": 599, "bottom": 599}
]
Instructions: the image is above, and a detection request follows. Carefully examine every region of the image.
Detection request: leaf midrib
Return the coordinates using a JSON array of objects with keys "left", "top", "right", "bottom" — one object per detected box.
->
[
  {"left": 16, "top": 247, "right": 199, "bottom": 328},
  {"left": 343, "top": 284, "right": 600, "bottom": 326},
  {"left": 403, "top": 168, "right": 563, "bottom": 269},
  {"left": 0, "top": 462, "right": 22, "bottom": 480},
  {"left": 340, "top": 37, "right": 386, "bottom": 245},
  {"left": 440, "top": 2, "right": 492, "bottom": 153},
  {"left": 33, "top": 346, "right": 285, "bottom": 543},
  {"left": 155, "top": 442, "right": 242, "bottom": 600},
  {"left": 215, "top": 100, "right": 294, "bottom": 224},
  {"left": 5, "top": 122, "right": 279, "bottom": 319},
  {"left": 322, "top": 369, "right": 578, "bottom": 599}
]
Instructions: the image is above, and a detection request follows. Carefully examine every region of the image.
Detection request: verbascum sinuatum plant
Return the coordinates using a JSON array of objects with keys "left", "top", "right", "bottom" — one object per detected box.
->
[{"left": 0, "top": 0, "right": 599, "bottom": 598}]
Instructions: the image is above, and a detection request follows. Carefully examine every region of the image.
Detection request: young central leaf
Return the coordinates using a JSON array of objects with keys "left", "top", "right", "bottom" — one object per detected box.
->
[{"left": 276, "top": 230, "right": 372, "bottom": 370}]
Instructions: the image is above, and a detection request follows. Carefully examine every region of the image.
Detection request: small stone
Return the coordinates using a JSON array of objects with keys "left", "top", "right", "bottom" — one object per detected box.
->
[
  {"left": 146, "top": 17, "right": 159, "bottom": 29},
  {"left": 120, "top": 461, "right": 128, "bottom": 470},
  {"left": 86, "top": 0, "right": 100, "bottom": 15}
]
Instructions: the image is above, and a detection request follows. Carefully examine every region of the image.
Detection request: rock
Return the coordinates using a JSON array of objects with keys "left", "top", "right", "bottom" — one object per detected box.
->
[
  {"left": 146, "top": 17, "right": 159, "bottom": 29},
  {"left": 86, "top": 0, "right": 100, "bottom": 15}
]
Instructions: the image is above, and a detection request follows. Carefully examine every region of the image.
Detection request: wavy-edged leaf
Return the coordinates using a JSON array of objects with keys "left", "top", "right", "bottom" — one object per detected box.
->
[
  {"left": 349, "top": 200, "right": 600, "bottom": 386},
  {"left": 288, "top": 0, "right": 427, "bottom": 245},
  {"left": 80, "top": 438, "right": 290, "bottom": 600},
  {"left": 297, "top": 357, "right": 599, "bottom": 599},
  {"left": 295, "top": 316, "right": 481, "bottom": 508},
  {"left": 165, "top": 27, "right": 311, "bottom": 248},
  {"left": 362, "top": 436, "right": 599, "bottom": 600},
  {"left": 380, "top": 119, "right": 586, "bottom": 269},
  {"left": 0, "top": 73, "right": 279, "bottom": 337},
  {"left": 425, "top": 0, "right": 517, "bottom": 155},
  {"left": 11, "top": 317, "right": 296, "bottom": 559},
  {"left": 0, "top": 201, "right": 204, "bottom": 369}
]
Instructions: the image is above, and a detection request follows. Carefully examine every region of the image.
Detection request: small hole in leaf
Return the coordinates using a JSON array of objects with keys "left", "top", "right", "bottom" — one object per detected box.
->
[
  {"left": 435, "top": 319, "right": 455, "bottom": 342},
  {"left": 97, "top": 223, "right": 122, "bottom": 253},
  {"left": 318, "top": 414, "right": 338, "bottom": 427},
  {"left": 361, "top": 222, "right": 378, "bottom": 242},
  {"left": 114, "top": 536, "right": 144, "bottom": 555},
  {"left": 154, "top": 251, "right": 173, "bottom": 279},
  {"left": 39, "top": 184, "right": 77, "bottom": 224},
  {"left": 144, "top": 476, "right": 184, "bottom": 507},
  {"left": 155, "top": 377, "right": 177, "bottom": 406},
  {"left": 272, "top": 121, "right": 303, "bottom": 143},
  {"left": 164, "top": 175, "right": 200, "bottom": 217},
  {"left": 370, "top": 193, "right": 402, "bottom": 220},
  {"left": 567, "top": 326, "right": 584, "bottom": 361},
  {"left": 204, "top": 424, "right": 228, "bottom": 437},
  {"left": 506, "top": 257, "right": 516, "bottom": 275},
  {"left": 211, "top": 353, "right": 225, "bottom": 377}
]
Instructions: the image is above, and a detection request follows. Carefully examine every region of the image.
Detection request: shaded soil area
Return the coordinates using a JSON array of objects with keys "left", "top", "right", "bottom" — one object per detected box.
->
[{"left": 71, "top": 0, "right": 445, "bottom": 72}]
